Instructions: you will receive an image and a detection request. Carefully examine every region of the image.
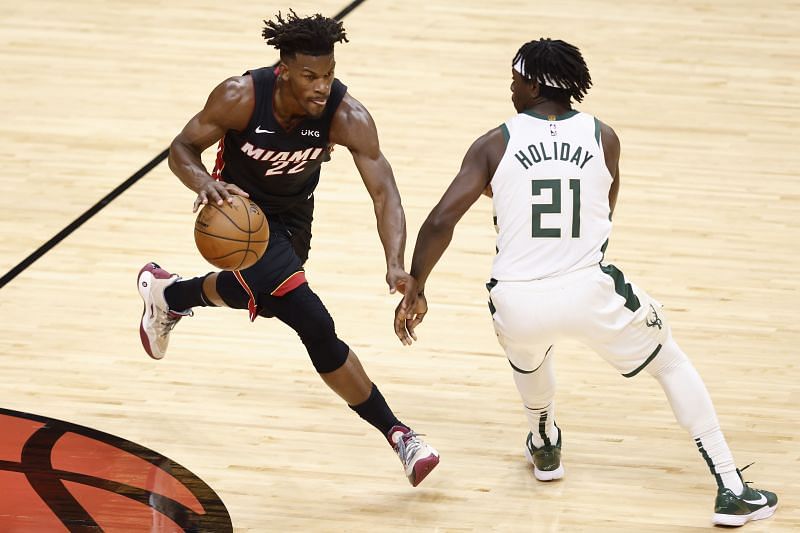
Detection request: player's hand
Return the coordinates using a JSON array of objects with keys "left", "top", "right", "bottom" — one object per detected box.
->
[
  {"left": 394, "top": 284, "right": 428, "bottom": 346},
  {"left": 193, "top": 180, "right": 250, "bottom": 213},
  {"left": 386, "top": 266, "right": 412, "bottom": 295}
]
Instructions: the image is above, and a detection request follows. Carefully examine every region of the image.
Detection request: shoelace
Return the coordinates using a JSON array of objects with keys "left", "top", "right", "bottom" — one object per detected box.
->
[
  {"left": 395, "top": 431, "right": 426, "bottom": 464},
  {"left": 738, "top": 462, "right": 755, "bottom": 486},
  {"left": 159, "top": 315, "right": 181, "bottom": 334},
  {"left": 158, "top": 310, "right": 192, "bottom": 335}
]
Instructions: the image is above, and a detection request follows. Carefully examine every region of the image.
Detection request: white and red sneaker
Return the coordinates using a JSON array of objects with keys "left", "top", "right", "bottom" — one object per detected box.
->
[
  {"left": 137, "top": 262, "right": 191, "bottom": 360},
  {"left": 388, "top": 425, "right": 440, "bottom": 487}
]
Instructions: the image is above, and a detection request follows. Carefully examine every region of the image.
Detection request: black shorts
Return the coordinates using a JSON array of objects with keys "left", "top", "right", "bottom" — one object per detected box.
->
[
  {"left": 216, "top": 202, "right": 314, "bottom": 320},
  {"left": 272, "top": 194, "right": 314, "bottom": 264}
]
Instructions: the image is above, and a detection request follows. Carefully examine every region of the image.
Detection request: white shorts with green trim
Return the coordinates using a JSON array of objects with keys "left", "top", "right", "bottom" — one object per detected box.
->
[{"left": 488, "top": 263, "right": 669, "bottom": 377}]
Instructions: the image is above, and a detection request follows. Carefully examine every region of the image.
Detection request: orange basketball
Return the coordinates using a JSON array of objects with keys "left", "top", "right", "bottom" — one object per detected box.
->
[{"left": 194, "top": 196, "right": 269, "bottom": 270}]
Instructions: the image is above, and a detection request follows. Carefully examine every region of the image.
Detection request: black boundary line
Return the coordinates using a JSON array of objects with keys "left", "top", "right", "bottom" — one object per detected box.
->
[{"left": 0, "top": 0, "right": 367, "bottom": 290}]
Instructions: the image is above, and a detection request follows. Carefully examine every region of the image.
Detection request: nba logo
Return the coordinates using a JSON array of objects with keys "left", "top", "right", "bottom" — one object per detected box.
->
[{"left": 550, "top": 124, "right": 557, "bottom": 136}]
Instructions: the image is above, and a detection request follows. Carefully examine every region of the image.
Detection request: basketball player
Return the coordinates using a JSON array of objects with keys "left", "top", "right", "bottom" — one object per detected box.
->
[
  {"left": 393, "top": 38, "right": 777, "bottom": 525},
  {"left": 136, "top": 11, "right": 439, "bottom": 487}
]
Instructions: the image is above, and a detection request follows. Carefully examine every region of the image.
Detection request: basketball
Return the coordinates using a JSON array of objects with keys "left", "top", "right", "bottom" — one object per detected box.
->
[{"left": 194, "top": 196, "right": 269, "bottom": 270}]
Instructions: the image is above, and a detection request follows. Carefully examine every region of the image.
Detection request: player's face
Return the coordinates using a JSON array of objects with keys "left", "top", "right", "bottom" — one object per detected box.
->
[
  {"left": 511, "top": 69, "right": 532, "bottom": 113},
  {"left": 282, "top": 53, "right": 336, "bottom": 118}
]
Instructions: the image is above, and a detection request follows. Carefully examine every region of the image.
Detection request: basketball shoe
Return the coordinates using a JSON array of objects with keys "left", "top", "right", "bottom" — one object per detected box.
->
[
  {"left": 388, "top": 425, "right": 440, "bottom": 487},
  {"left": 137, "top": 262, "right": 191, "bottom": 360},
  {"left": 712, "top": 469, "right": 777, "bottom": 526},
  {"left": 525, "top": 429, "right": 564, "bottom": 481}
]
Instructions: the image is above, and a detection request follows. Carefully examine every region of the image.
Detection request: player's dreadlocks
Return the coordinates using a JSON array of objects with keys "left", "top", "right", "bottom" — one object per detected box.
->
[
  {"left": 262, "top": 10, "right": 348, "bottom": 59},
  {"left": 513, "top": 38, "right": 592, "bottom": 104}
]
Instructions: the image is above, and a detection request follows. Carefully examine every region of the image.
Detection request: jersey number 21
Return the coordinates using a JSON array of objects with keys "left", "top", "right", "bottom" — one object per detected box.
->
[{"left": 532, "top": 178, "right": 580, "bottom": 238}]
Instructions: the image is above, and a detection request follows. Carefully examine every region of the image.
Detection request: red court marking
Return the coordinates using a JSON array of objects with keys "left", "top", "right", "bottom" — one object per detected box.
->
[
  {"left": 0, "top": 414, "right": 43, "bottom": 463},
  {"left": 0, "top": 471, "right": 68, "bottom": 532},
  {"left": 52, "top": 432, "right": 204, "bottom": 514},
  {"left": 65, "top": 480, "right": 184, "bottom": 532}
]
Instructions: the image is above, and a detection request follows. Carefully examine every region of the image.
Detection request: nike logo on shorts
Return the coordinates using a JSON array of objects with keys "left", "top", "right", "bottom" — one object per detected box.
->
[{"left": 255, "top": 126, "right": 275, "bottom": 134}]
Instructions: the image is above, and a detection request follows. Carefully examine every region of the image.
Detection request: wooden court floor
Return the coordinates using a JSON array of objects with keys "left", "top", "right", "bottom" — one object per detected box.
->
[{"left": 0, "top": 0, "right": 797, "bottom": 531}]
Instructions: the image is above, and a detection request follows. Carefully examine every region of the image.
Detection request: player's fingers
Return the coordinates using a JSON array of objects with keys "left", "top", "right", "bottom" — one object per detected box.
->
[
  {"left": 394, "top": 279, "right": 408, "bottom": 296},
  {"left": 193, "top": 192, "right": 208, "bottom": 213},
  {"left": 409, "top": 313, "right": 425, "bottom": 332},
  {"left": 215, "top": 184, "right": 235, "bottom": 204},
  {"left": 228, "top": 184, "right": 249, "bottom": 197},
  {"left": 404, "top": 297, "right": 419, "bottom": 320},
  {"left": 393, "top": 302, "right": 409, "bottom": 344},
  {"left": 405, "top": 319, "right": 418, "bottom": 342},
  {"left": 394, "top": 312, "right": 411, "bottom": 345},
  {"left": 206, "top": 186, "right": 224, "bottom": 206},
  {"left": 406, "top": 316, "right": 422, "bottom": 342}
]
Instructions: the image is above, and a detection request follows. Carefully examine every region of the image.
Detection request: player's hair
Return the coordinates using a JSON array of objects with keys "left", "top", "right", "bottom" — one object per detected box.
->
[
  {"left": 262, "top": 10, "right": 348, "bottom": 59},
  {"left": 513, "top": 38, "right": 592, "bottom": 104}
]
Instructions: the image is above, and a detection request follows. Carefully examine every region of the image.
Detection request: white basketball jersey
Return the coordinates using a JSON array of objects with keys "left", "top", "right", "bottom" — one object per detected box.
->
[{"left": 490, "top": 110, "right": 612, "bottom": 280}]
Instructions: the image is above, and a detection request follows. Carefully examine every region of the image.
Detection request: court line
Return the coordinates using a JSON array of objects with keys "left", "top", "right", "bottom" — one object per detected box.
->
[{"left": 0, "top": 0, "right": 367, "bottom": 290}]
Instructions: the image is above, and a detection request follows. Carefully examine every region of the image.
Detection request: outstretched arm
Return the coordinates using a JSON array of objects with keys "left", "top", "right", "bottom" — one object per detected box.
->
[
  {"left": 394, "top": 127, "right": 505, "bottom": 344},
  {"left": 330, "top": 94, "right": 409, "bottom": 293},
  {"left": 168, "top": 76, "right": 253, "bottom": 212}
]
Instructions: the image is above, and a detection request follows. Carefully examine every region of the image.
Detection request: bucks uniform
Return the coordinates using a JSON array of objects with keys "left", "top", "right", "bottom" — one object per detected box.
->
[{"left": 487, "top": 110, "right": 668, "bottom": 376}]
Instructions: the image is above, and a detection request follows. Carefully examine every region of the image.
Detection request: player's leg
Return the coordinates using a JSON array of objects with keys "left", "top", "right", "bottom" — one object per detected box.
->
[
  {"left": 645, "top": 334, "right": 777, "bottom": 526},
  {"left": 261, "top": 282, "right": 439, "bottom": 487},
  {"left": 137, "top": 264, "right": 241, "bottom": 359},
  {"left": 488, "top": 279, "right": 563, "bottom": 480},
  {"left": 587, "top": 264, "right": 777, "bottom": 526},
  {"left": 137, "top": 219, "right": 302, "bottom": 358},
  {"left": 512, "top": 352, "right": 564, "bottom": 481}
]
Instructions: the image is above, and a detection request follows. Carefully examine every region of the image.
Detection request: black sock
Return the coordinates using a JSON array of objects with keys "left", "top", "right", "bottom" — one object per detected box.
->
[
  {"left": 349, "top": 384, "right": 402, "bottom": 438},
  {"left": 164, "top": 275, "right": 216, "bottom": 312}
]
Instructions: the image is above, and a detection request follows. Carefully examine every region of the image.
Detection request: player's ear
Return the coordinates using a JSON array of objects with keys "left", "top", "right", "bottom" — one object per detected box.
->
[
  {"left": 278, "top": 62, "right": 290, "bottom": 81},
  {"left": 529, "top": 79, "right": 541, "bottom": 98}
]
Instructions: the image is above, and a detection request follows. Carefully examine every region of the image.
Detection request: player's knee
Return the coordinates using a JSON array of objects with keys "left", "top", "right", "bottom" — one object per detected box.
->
[
  {"left": 301, "top": 325, "right": 349, "bottom": 373},
  {"left": 201, "top": 273, "right": 226, "bottom": 306},
  {"left": 645, "top": 333, "right": 690, "bottom": 377},
  {"left": 215, "top": 271, "right": 249, "bottom": 309},
  {"left": 302, "top": 307, "right": 348, "bottom": 373},
  {"left": 278, "top": 290, "right": 345, "bottom": 372}
]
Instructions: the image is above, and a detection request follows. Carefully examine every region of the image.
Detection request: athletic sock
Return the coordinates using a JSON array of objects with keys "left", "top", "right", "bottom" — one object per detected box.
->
[
  {"left": 164, "top": 274, "right": 215, "bottom": 311},
  {"left": 695, "top": 429, "right": 744, "bottom": 494},
  {"left": 348, "top": 384, "right": 401, "bottom": 437},
  {"left": 647, "top": 334, "right": 744, "bottom": 495},
  {"left": 510, "top": 351, "right": 558, "bottom": 448},
  {"left": 522, "top": 401, "right": 559, "bottom": 448}
]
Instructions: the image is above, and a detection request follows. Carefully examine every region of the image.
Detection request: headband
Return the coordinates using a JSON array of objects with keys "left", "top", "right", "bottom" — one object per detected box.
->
[{"left": 512, "top": 58, "right": 569, "bottom": 90}]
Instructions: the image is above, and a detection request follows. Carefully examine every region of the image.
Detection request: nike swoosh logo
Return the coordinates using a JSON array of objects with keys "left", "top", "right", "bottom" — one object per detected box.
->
[
  {"left": 255, "top": 126, "right": 275, "bottom": 134},
  {"left": 743, "top": 494, "right": 767, "bottom": 505}
]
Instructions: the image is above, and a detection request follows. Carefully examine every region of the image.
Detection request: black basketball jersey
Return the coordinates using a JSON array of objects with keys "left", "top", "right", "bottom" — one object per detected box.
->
[{"left": 212, "top": 67, "right": 348, "bottom": 215}]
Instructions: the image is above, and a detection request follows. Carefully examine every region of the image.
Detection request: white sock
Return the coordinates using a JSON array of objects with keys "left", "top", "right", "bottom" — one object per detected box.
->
[
  {"left": 647, "top": 334, "right": 743, "bottom": 494},
  {"left": 512, "top": 353, "right": 559, "bottom": 448},
  {"left": 522, "top": 401, "right": 560, "bottom": 448},
  {"left": 695, "top": 429, "right": 744, "bottom": 494}
]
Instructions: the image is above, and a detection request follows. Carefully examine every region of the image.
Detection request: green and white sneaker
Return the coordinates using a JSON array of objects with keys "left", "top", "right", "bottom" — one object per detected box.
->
[
  {"left": 712, "top": 475, "right": 777, "bottom": 527},
  {"left": 524, "top": 429, "right": 564, "bottom": 481}
]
